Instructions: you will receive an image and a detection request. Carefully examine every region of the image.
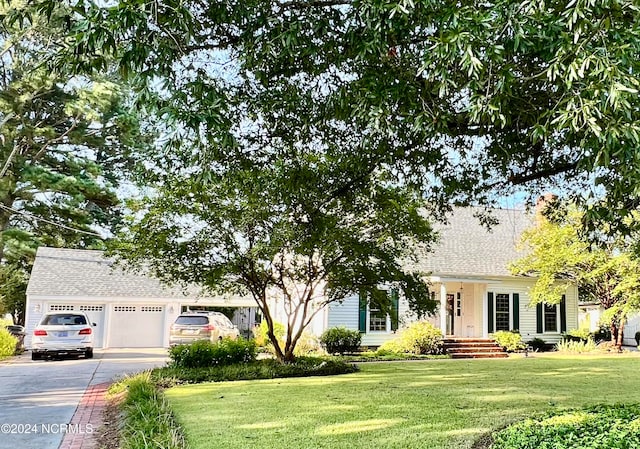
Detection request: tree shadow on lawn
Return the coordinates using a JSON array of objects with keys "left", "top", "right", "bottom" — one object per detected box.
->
[{"left": 166, "top": 357, "right": 639, "bottom": 449}]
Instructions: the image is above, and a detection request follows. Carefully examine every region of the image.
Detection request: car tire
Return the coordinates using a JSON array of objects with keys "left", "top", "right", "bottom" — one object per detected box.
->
[
  {"left": 85, "top": 348, "right": 93, "bottom": 359},
  {"left": 31, "top": 352, "right": 41, "bottom": 361}
]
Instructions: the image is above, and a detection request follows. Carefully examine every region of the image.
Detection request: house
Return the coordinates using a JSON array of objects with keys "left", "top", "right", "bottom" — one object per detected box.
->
[
  {"left": 26, "top": 207, "right": 580, "bottom": 350},
  {"left": 327, "top": 207, "right": 580, "bottom": 346},
  {"left": 24, "top": 247, "right": 259, "bottom": 348}
]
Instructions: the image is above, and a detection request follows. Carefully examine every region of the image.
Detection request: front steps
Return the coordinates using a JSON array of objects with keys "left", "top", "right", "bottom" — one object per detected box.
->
[{"left": 442, "top": 337, "right": 508, "bottom": 359}]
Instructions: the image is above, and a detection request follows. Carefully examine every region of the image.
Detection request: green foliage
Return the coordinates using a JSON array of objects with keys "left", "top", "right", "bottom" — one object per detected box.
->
[
  {"left": 492, "top": 404, "right": 640, "bottom": 449},
  {"left": 152, "top": 357, "right": 359, "bottom": 387},
  {"left": 293, "top": 332, "right": 322, "bottom": 357},
  {"left": 253, "top": 320, "right": 286, "bottom": 348},
  {"left": 112, "top": 372, "right": 185, "bottom": 449},
  {"left": 0, "top": 327, "right": 17, "bottom": 359},
  {"left": 511, "top": 204, "right": 640, "bottom": 346},
  {"left": 377, "top": 321, "right": 443, "bottom": 355},
  {"left": 320, "top": 327, "right": 362, "bottom": 355},
  {"left": 0, "top": 1, "right": 148, "bottom": 324},
  {"left": 169, "top": 338, "right": 257, "bottom": 369},
  {"left": 566, "top": 327, "right": 592, "bottom": 342},
  {"left": 556, "top": 338, "right": 598, "bottom": 354},
  {"left": 493, "top": 331, "right": 526, "bottom": 352},
  {"left": 36, "top": 0, "right": 640, "bottom": 237}
]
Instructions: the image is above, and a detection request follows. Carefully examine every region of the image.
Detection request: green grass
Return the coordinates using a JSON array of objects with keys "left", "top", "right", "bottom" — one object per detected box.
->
[{"left": 165, "top": 354, "right": 640, "bottom": 449}]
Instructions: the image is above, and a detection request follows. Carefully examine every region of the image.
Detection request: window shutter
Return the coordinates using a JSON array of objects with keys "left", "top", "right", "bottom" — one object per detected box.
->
[
  {"left": 390, "top": 289, "right": 399, "bottom": 331},
  {"left": 358, "top": 292, "right": 367, "bottom": 333},
  {"left": 560, "top": 295, "right": 567, "bottom": 333},
  {"left": 512, "top": 293, "right": 520, "bottom": 331},
  {"left": 536, "top": 303, "right": 543, "bottom": 333},
  {"left": 487, "top": 292, "right": 494, "bottom": 333}
]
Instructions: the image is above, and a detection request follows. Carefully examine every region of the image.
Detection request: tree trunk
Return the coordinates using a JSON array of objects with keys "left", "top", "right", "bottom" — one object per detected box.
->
[{"left": 616, "top": 326, "right": 624, "bottom": 350}]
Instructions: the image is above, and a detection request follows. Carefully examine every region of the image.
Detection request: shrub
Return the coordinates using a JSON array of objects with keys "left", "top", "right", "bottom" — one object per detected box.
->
[
  {"left": 152, "top": 357, "right": 359, "bottom": 387},
  {"left": 0, "top": 327, "right": 18, "bottom": 359},
  {"left": 111, "top": 372, "right": 186, "bottom": 449},
  {"left": 293, "top": 332, "right": 322, "bottom": 356},
  {"left": 527, "top": 338, "right": 547, "bottom": 352},
  {"left": 320, "top": 327, "right": 362, "bottom": 355},
  {"left": 253, "top": 320, "right": 286, "bottom": 350},
  {"left": 169, "top": 338, "right": 257, "bottom": 368},
  {"left": 556, "top": 338, "right": 598, "bottom": 353},
  {"left": 565, "top": 327, "right": 591, "bottom": 342},
  {"left": 491, "top": 404, "right": 640, "bottom": 449},
  {"left": 493, "top": 331, "right": 526, "bottom": 352},
  {"left": 377, "top": 321, "right": 442, "bottom": 355}
]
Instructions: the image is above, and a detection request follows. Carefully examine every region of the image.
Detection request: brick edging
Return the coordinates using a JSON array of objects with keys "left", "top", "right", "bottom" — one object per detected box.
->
[{"left": 58, "top": 382, "right": 111, "bottom": 449}]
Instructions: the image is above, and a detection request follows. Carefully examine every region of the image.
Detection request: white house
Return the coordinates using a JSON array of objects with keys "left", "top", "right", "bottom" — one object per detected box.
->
[
  {"left": 24, "top": 247, "right": 258, "bottom": 348},
  {"left": 327, "top": 207, "right": 580, "bottom": 346},
  {"left": 25, "top": 208, "right": 580, "bottom": 349}
]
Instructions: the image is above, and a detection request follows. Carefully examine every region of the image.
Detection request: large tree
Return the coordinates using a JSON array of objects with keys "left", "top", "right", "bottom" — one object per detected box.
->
[
  {"left": 19, "top": 0, "right": 640, "bottom": 346},
  {"left": 34, "top": 0, "right": 640, "bottom": 223},
  {"left": 117, "top": 148, "right": 437, "bottom": 361},
  {"left": 510, "top": 203, "right": 640, "bottom": 347},
  {"left": 0, "top": 1, "right": 147, "bottom": 323}
]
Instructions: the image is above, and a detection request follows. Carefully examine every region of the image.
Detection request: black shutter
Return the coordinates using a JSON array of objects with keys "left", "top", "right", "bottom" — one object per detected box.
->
[
  {"left": 358, "top": 292, "right": 367, "bottom": 333},
  {"left": 536, "top": 303, "right": 543, "bottom": 333},
  {"left": 512, "top": 293, "right": 520, "bottom": 331},
  {"left": 560, "top": 295, "right": 567, "bottom": 333},
  {"left": 390, "top": 289, "right": 399, "bottom": 331},
  {"left": 487, "top": 292, "right": 494, "bottom": 333}
]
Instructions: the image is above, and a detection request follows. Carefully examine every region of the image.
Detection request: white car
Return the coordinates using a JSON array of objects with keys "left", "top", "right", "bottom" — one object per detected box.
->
[{"left": 31, "top": 312, "right": 95, "bottom": 360}]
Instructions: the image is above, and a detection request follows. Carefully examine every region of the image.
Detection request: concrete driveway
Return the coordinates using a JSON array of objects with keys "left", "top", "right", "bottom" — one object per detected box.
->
[{"left": 0, "top": 348, "right": 169, "bottom": 449}]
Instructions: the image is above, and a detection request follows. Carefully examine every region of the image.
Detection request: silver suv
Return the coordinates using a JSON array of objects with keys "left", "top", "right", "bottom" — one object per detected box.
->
[{"left": 169, "top": 312, "right": 239, "bottom": 346}]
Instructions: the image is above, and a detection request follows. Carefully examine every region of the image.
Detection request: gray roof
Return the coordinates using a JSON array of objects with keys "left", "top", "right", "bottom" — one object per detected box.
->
[
  {"left": 26, "top": 247, "right": 203, "bottom": 298},
  {"left": 28, "top": 207, "right": 533, "bottom": 298},
  {"left": 408, "top": 207, "right": 534, "bottom": 278}
]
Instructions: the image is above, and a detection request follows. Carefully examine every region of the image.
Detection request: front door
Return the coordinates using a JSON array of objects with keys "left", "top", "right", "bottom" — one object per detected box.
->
[{"left": 446, "top": 293, "right": 455, "bottom": 335}]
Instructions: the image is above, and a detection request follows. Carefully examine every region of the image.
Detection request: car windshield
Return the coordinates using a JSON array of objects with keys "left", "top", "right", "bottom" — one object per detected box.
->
[
  {"left": 41, "top": 314, "right": 87, "bottom": 325},
  {"left": 174, "top": 316, "right": 209, "bottom": 326}
]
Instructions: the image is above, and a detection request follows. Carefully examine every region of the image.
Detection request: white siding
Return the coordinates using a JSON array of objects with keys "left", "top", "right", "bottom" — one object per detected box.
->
[
  {"left": 327, "top": 295, "right": 359, "bottom": 329},
  {"left": 498, "top": 279, "right": 579, "bottom": 344}
]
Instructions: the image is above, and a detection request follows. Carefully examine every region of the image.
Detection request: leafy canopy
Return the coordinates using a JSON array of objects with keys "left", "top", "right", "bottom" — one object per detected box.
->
[
  {"left": 25, "top": 0, "right": 640, "bottom": 226},
  {"left": 0, "top": 0, "right": 148, "bottom": 323}
]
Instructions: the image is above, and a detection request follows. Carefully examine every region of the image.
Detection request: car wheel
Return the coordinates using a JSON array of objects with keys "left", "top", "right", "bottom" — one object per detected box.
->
[
  {"left": 31, "top": 352, "right": 41, "bottom": 361},
  {"left": 85, "top": 348, "right": 93, "bottom": 359}
]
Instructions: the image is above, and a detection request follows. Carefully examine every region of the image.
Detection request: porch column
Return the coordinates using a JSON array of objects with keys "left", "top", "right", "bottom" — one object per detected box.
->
[{"left": 440, "top": 283, "right": 447, "bottom": 336}]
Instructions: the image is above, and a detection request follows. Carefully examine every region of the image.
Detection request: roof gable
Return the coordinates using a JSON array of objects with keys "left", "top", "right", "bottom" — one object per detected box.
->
[{"left": 408, "top": 207, "right": 534, "bottom": 277}]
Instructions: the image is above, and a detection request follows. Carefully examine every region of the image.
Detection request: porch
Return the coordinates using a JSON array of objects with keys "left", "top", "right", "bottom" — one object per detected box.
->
[{"left": 429, "top": 278, "right": 520, "bottom": 338}]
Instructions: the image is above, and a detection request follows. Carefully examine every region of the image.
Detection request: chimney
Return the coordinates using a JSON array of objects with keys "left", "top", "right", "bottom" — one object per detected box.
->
[{"left": 535, "top": 192, "right": 558, "bottom": 224}]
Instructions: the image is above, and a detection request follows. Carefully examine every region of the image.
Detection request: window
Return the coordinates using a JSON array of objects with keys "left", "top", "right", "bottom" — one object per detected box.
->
[
  {"left": 544, "top": 303, "right": 558, "bottom": 332},
  {"left": 369, "top": 306, "right": 387, "bottom": 332},
  {"left": 495, "top": 293, "right": 510, "bottom": 331},
  {"left": 49, "top": 304, "right": 74, "bottom": 311}
]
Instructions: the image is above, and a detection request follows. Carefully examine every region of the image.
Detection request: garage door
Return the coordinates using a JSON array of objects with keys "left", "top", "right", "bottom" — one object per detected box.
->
[
  {"left": 48, "top": 304, "right": 106, "bottom": 348},
  {"left": 107, "top": 305, "right": 165, "bottom": 348}
]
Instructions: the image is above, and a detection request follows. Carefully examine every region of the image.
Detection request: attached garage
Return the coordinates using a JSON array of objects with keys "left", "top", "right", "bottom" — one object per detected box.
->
[
  {"left": 107, "top": 305, "right": 165, "bottom": 348},
  {"left": 25, "top": 247, "right": 257, "bottom": 349}
]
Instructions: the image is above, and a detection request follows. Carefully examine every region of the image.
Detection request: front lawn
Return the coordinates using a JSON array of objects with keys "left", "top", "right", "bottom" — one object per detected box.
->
[{"left": 165, "top": 355, "right": 640, "bottom": 449}]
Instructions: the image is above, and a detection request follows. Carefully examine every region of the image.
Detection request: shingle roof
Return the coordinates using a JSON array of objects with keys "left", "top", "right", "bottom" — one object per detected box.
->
[
  {"left": 28, "top": 208, "right": 533, "bottom": 297},
  {"left": 407, "top": 207, "right": 534, "bottom": 278},
  {"left": 26, "top": 247, "right": 204, "bottom": 298}
]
